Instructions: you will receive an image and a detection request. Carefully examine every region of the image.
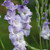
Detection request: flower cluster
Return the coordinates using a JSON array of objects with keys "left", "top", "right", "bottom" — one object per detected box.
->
[
  {"left": 35, "top": 0, "right": 50, "bottom": 40},
  {"left": 2, "top": 0, "right": 32, "bottom": 50},
  {"left": 41, "top": 11, "right": 50, "bottom": 40},
  {"left": 40, "top": 4, "right": 50, "bottom": 39},
  {"left": 40, "top": 4, "right": 50, "bottom": 40}
]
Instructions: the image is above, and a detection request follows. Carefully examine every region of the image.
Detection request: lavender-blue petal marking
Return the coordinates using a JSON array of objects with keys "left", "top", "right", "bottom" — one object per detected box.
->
[{"left": 24, "top": 0, "right": 29, "bottom": 4}]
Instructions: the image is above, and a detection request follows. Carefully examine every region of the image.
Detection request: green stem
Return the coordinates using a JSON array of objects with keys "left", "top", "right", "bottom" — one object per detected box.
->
[
  {"left": 43, "top": 39, "right": 45, "bottom": 49},
  {"left": 32, "top": 35, "right": 40, "bottom": 48},
  {"left": 49, "top": 4, "right": 50, "bottom": 16},
  {"left": 21, "top": 0, "right": 23, "bottom": 4},
  {"left": 41, "top": 0, "right": 44, "bottom": 17},
  {"left": 48, "top": 4, "right": 50, "bottom": 50},
  {"left": 40, "top": 0, "right": 45, "bottom": 49},
  {"left": 46, "top": 40, "right": 48, "bottom": 50},
  {"left": 41, "top": 0, "right": 44, "bottom": 28},
  {"left": 26, "top": 42, "right": 40, "bottom": 50},
  {"left": 44, "top": 0, "right": 48, "bottom": 50},
  {"left": 39, "top": 30, "right": 42, "bottom": 50},
  {"left": 45, "top": 0, "right": 48, "bottom": 19},
  {"left": 35, "top": 0, "right": 42, "bottom": 50},
  {"left": 49, "top": 38, "right": 50, "bottom": 50},
  {"left": 0, "top": 39, "right": 5, "bottom": 50}
]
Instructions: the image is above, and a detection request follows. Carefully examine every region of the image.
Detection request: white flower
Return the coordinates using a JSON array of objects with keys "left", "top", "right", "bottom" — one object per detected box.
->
[
  {"left": 17, "top": 5, "right": 32, "bottom": 20},
  {"left": 22, "top": 17, "right": 31, "bottom": 23},
  {"left": 13, "top": 40, "right": 26, "bottom": 50},
  {"left": 41, "top": 22, "right": 50, "bottom": 40},
  {"left": 4, "top": 10, "right": 16, "bottom": 20},
  {"left": 23, "top": 29, "right": 30, "bottom": 37}
]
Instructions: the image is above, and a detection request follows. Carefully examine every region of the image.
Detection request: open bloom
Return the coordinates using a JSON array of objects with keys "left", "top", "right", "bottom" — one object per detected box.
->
[
  {"left": 41, "top": 22, "right": 50, "bottom": 40},
  {"left": 13, "top": 40, "right": 26, "bottom": 50},
  {"left": 2, "top": 0, "right": 18, "bottom": 11},
  {"left": 22, "top": 17, "right": 32, "bottom": 23},
  {"left": 9, "top": 25, "right": 27, "bottom": 50},
  {"left": 9, "top": 31, "right": 27, "bottom": 50},
  {"left": 4, "top": 10, "right": 16, "bottom": 20},
  {"left": 17, "top": 5, "right": 32, "bottom": 20},
  {"left": 9, "top": 31, "right": 24, "bottom": 43}
]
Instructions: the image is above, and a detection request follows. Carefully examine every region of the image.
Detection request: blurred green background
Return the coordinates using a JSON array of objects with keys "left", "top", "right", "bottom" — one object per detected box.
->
[{"left": 0, "top": 0, "right": 50, "bottom": 50}]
